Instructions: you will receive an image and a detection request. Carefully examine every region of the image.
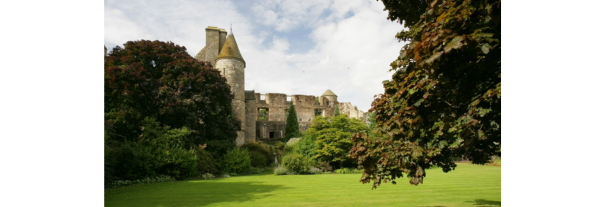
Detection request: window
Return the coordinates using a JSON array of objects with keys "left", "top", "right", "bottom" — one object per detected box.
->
[
  {"left": 269, "top": 132, "right": 275, "bottom": 138},
  {"left": 315, "top": 109, "right": 322, "bottom": 116},
  {"left": 258, "top": 108, "right": 268, "bottom": 120}
]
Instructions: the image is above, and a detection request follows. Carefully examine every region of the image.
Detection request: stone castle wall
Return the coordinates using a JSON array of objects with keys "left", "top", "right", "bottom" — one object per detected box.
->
[
  {"left": 253, "top": 92, "right": 350, "bottom": 141},
  {"left": 244, "top": 91, "right": 257, "bottom": 143},
  {"left": 195, "top": 25, "right": 366, "bottom": 145},
  {"left": 338, "top": 102, "right": 366, "bottom": 120},
  {"left": 292, "top": 95, "right": 317, "bottom": 132}
]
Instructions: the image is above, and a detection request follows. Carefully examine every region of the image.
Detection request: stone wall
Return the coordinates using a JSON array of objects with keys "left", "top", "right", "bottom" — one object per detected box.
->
[
  {"left": 251, "top": 93, "right": 346, "bottom": 135},
  {"left": 256, "top": 121, "right": 285, "bottom": 141},
  {"left": 339, "top": 102, "right": 366, "bottom": 120},
  {"left": 245, "top": 90, "right": 256, "bottom": 143},
  {"left": 291, "top": 95, "right": 317, "bottom": 132},
  {"left": 264, "top": 93, "right": 288, "bottom": 122},
  {"left": 292, "top": 95, "right": 316, "bottom": 123}
]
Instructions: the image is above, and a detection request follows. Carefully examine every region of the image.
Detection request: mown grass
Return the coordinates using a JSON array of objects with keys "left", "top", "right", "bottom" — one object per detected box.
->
[{"left": 105, "top": 163, "right": 500, "bottom": 207}]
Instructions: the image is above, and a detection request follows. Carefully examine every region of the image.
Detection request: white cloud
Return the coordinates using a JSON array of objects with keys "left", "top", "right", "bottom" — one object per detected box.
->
[
  {"left": 244, "top": 0, "right": 403, "bottom": 111},
  {"left": 251, "top": 0, "right": 331, "bottom": 32},
  {"left": 104, "top": 8, "right": 151, "bottom": 47},
  {"left": 104, "top": 0, "right": 252, "bottom": 56},
  {"left": 105, "top": 0, "right": 405, "bottom": 111}
]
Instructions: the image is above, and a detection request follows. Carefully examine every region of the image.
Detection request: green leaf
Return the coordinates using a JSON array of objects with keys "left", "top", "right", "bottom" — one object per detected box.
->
[
  {"left": 481, "top": 43, "right": 492, "bottom": 54},
  {"left": 444, "top": 36, "right": 465, "bottom": 53},
  {"left": 424, "top": 51, "right": 443, "bottom": 65},
  {"left": 438, "top": 140, "right": 446, "bottom": 148},
  {"left": 475, "top": 33, "right": 493, "bottom": 38},
  {"left": 408, "top": 88, "right": 417, "bottom": 95},
  {"left": 413, "top": 98, "right": 424, "bottom": 107},
  {"left": 399, "top": 50, "right": 407, "bottom": 60}
]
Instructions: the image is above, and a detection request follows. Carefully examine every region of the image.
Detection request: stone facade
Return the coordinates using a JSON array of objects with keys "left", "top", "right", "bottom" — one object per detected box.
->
[
  {"left": 244, "top": 91, "right": 257, "bottom": 143},
  {"left": 196, "top": 26, "right": 367, "bottom": 146},
  {"left": 252, "top": 91, "right": 367, "bottom": 142},
  {"left": 338, "top": 102, "right": 365, "bottom": 120}
]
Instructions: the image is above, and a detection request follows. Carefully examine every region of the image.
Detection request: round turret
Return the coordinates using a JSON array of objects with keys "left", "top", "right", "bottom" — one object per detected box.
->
[
  {"left": 321, "top": 89, "right": 338, "bottom": 106},
  {"left": 215, "top": 33, "right": 246, "bottom": 146}
]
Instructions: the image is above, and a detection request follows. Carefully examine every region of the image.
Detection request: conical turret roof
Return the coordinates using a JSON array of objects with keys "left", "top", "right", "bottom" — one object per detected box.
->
[
  {"left": 217, "top": 33, "right": 245, "bottom": 66},
  {"left": 321, "top": 89, "right": 337, "bottom": 97}
]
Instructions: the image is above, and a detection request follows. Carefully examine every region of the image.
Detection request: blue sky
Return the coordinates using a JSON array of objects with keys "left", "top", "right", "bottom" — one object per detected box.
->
[{"left": 104, "top": 0, "right": 406, "bottom": 112}]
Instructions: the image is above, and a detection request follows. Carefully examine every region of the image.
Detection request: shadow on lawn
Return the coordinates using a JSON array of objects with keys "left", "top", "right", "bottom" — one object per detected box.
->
[
  {"left": 105, "top": 181, "right": 286, "bottom": 207},
  {"left": 466, "top": 199, "right": 501, "bottom": 206},
  {"left": 178, "top": 181, "right": 286, "bottom": 207}
]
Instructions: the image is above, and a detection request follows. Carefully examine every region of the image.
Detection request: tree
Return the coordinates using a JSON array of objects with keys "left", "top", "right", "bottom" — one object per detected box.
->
[
  {"left": 334, "top": 104, "right": 341, "bottom": 116},
  {"left": 285, "top": 102, "right": 300, "bottom": 142},
  {"left": 314, "top": 115, "right": 368, "bottom": 168},
  {"left": 367, "top": 111, "right": 377, "bottom": 132},
  {"left": 259, "top": 109, "right": 267, "bottom": 120},
  {"left": 350, "top": 0, "right": 500, "bottom": 189},
  {"left": 105, "top": 40, "right": 240, "bottom": 158}
]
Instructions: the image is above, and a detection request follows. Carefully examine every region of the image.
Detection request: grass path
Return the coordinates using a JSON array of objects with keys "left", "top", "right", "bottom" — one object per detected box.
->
[{"left": 105, "top": 163, "right": 500, "bottom": 207}]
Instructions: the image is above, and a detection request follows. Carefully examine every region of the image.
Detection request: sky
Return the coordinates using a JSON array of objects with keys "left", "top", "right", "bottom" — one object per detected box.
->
[{"left": 104, "top": 0, "right": 406, "bottom": 112}]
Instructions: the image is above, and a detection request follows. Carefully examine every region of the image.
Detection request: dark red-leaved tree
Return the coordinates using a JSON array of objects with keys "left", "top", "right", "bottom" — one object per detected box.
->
[
  {"left": 350, "top": 0, "right": 500, "bottom": 189},
  {"left": 104, "top": 40, "right": 240, "bottom": 156}
]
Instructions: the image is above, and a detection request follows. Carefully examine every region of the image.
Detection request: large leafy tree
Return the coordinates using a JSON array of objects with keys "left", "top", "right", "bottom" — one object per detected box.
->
[
  {"left": 314, "top": 115, "right": 368, "bottom": 168},
  {"left": 350, "top": 0, "right": 500, "bottom": 189},
  {"left": 285, "top": 102, "right": 300, "bottom": 142},
  {"left": 104, "top": 40, "right": 240, "bottom": 156}
]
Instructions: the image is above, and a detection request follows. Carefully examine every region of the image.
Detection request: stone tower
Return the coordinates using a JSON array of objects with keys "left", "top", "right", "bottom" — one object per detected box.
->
[
  {"left": 194, "top": 26, "right": 227, "bottom": 67},
  {"left": 215, "top": 31, "right": 247, "bottom": 146},
  {"left": 195, "top": 26, "right": 249, "bottom": 146},
  {"left": 321, "top": 89, "right": 338, "bottom": 107}
]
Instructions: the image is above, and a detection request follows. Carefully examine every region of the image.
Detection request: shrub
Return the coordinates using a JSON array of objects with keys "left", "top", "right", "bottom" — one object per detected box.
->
[
  {"left": 334, "top": 168, "right": 363, "bottom": 174},
  {"left": 249, "top": 151, "right": 268, "bottom": 168},
  {"left": 247, "top": 167, "right": 266, "bottom": 175},
  {"left": 195, "top": 148, "right": 217, "bottom": 175},
  {"left": 138, "top": 119, "right": 198, "bottom": 179},
  {"left": 274, "top": 165, "right": 288, "bottom": 175},
  {"left": 318, "top": 161, "right": 333, "bottom": 172},
  {"left": 206, "top": 139, "right": 236, "bottom": 161},
  {"left": 104, "top": 118, "right": 199, "bottom": 183},
  {"left": 281, "top": 153, "right": 315, "bottom": 174},
  {"left": 295, "top": 134, "right": 316, "bottom": 159},
  {"left": 487, "top": 156, "right": 501, "bottom": 166},
  {"left": 220, "top": 148, "right": 251, "bottom": 174},
  {"left": 309, "top": 167, "right": 323, "bottom": 174},
  {"left": 105, "top": 139, "right": 138, "bottom": 186},
  {"left": 108, "top": 175, "right": 176, "bottom": 189},
  {"left": 200, "top": 173, "right": 214, "bottom": 180},
  {"left": 284, "top": 144, "right": 296, "bottom": 155},
  {"left": 242, "top": 142, "right": 273, "bottom": 167}
]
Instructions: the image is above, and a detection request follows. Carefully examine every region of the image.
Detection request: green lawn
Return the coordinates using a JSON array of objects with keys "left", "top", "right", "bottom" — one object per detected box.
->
[{"left": 105, "top": 163, "right": 500, "bottom": 207}]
